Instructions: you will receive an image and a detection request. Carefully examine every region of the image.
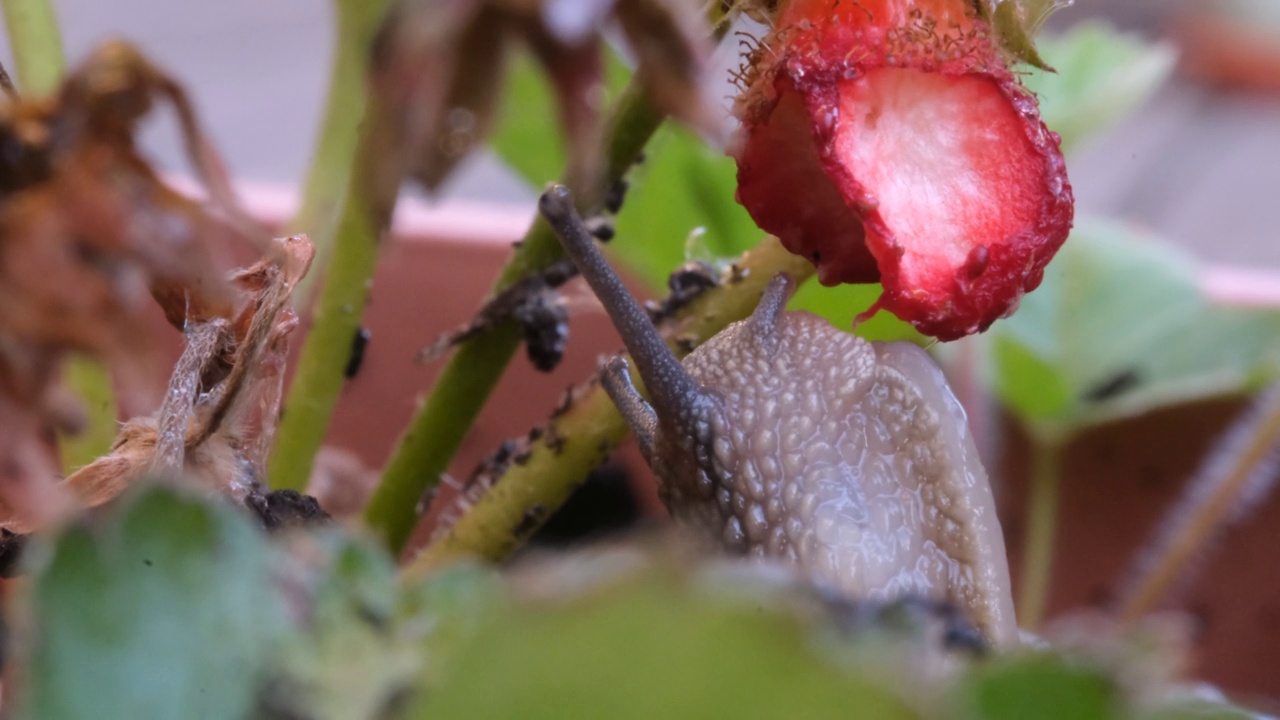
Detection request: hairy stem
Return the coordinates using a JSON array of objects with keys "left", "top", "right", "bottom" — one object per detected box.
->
[
  {"left": 402, "top": 237, "right": 815, "bottom": 577},
  {"left": 1, "top": 0, "right": 64, "bottom": 95},
  {"left": 290, "top": 0, "right": 393, "bottom": 308},
  {"left": 364, "top": 85, "right": 661, "bottom": 552},
  {"left": 1018, "top": 437, "right": 1063, "bottom": 630},
  {"left": 1118, "top": 384, "right": 1280, "bottom": 622}
]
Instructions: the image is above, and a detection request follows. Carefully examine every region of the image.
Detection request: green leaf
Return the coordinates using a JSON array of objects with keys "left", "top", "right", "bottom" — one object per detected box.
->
[
  {"left": 955, "top": 654, "right": 1122, "bottom": 720},
  {"left": 1024, "top": 22, "right": 1177, "bottom": 154},
  {"left": 259, "top": 532, "right": 424, "bottom": 720},
  {"left": 983, "top": 219, "right": 1280, "bottom": 439},
  {"left": 789, "top": 282, "right": 925, "bottom": 343},
  {"left": 608, "top": 124, "right": 761, "bottom": 287},
  {"left": 408, "top": 562, "right": 504, "bottom": 681},
  {"left": 989, "top": 333, "right": 1074, "bottom": 423},
  {"left": 411, "top": 564, "right": 920, "bottom": 719},
  {"left": 27, "top": 486, "right": 286, "bottom": 720}
]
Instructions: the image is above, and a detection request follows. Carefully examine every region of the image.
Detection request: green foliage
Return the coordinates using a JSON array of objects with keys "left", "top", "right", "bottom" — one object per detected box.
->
[
  {"left": 26, "top": 487, "right": 286, "bottom": 720},
  {"left": 17, "top": 486, "right": 494, "bottom": 720},
  {"left": 607, "top": 125, "right": 759, "bottom": 282},
  {"left": 260, "top": 533, "right": 424, "bottom": 719},
  {"left": 1024, "top": 22, "right": 1177, "bottom": 154},
  {"left": 15, "top": 494, "right": 1267, "bottom": 718},
  {"left": 412, "top": 563, "right": 922, "bottom": 719},
  {"left": 983, "top": 219, "right": 1280, "bottom": 442},
  {"left": 954, "top": 654, "right": 1122, "bottom": 720}
]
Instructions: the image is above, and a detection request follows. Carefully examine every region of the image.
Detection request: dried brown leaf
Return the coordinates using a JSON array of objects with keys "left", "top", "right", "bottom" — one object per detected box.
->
[
  {"left": 521, "top": 20, "right": 605, "bottom": 187},
  {"left": 415, "top": 8, "right": 512, "bottom": 189},
  {"left": 0, "top": 42, "right": 278, "bottom": 531},
  {"left": 59, "top": 235, "right": 315, "bottom": 520},
  {"left": 614, "top": 0, "right": 718, "bottom": 137},
  {"left": 375, "top": 0, "right": 718, "bottom": 192}
]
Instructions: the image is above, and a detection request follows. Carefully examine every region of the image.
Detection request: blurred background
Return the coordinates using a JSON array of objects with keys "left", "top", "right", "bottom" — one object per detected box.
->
[{"left": 1, "top": 0, "right": 1276, "bottom": 266}]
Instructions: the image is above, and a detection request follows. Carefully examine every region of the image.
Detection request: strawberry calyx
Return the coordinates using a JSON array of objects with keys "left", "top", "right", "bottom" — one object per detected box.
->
[{"left": 733, "top": 0, "right": 1073, "bottom": 340}]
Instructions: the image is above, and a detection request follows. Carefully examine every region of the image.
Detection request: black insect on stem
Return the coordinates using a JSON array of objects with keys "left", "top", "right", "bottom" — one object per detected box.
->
[
  {"left": 603, "top": 178, "right": 629, "bottom": 214},
  {"left": 345, "top": 327, "right": 371, "bottom": 379},
  {"left": 514, "top": 287, "right": 570, "bottom": 373}
]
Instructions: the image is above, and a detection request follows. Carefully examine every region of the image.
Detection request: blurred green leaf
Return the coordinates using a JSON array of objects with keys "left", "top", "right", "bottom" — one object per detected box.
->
[
  {"left": 608, "top": 124, "right": 760, "bottom": 286},
  {"left": 984, "top": 219, "right": 1280, "bottom": 441},
  {"left": 1024, "top": 21, "right": 1177, "bottom": 154},
  {"left": 27, "top": 487, "right": 286, "bottom": 720},
  {"left": 409, "top": 562, "right": 505, "bottom": 684},
  {"left": 259, "top": 533, "right": 423, "bottom": 720},
  {"left": 956, "top": 654, "right": 1122, "bottom": 720},
  {"left": 989, "top": 333, "right": 1074, "bottom": 421},
  {"left": 411, "top": 564, "right": 920, "bottom": 719},
  {"left": 790, "top": 282, "right": 926, "bottom": 343}
]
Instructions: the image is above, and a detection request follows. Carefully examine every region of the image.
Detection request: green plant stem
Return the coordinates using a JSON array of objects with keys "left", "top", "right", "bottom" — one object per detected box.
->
[
  {"left": 403, "top": 237, "right": 816, "bottom": 577},
  {"left": 290, "top": 0, "right": 392, "bottom": 308},
  {"left": 1, "top": 0, "right": 64, "bottom": 95},
  {"left": 1018, "top": 437, "right": 1064, "bottom": 630},
  {"left": 267, "top": 90, "right": 403, "bottom": 491},
  {"left": 364, "top": 86, "right": 662, "bottom": 552}
]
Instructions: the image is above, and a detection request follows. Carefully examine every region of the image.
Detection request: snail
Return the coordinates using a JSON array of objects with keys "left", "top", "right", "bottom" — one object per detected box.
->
[{"left": 539, "top": 185, "right": 1018, "bottom": 646}]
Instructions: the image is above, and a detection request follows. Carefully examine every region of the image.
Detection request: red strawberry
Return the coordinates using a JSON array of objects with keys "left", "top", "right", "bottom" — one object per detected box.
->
[{"left": 733, "top": 0, "right": 1073, "bottom": 340}]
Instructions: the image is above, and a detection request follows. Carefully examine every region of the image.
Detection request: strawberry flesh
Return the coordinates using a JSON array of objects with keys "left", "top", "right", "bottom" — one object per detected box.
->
[{"left": 733, "top": 0, "right": 1073, "bottom": 340}]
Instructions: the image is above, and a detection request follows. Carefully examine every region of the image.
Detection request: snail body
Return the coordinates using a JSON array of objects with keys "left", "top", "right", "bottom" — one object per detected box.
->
[{"left": 540, "top": 186, "right": 1017, "bottom": 646}]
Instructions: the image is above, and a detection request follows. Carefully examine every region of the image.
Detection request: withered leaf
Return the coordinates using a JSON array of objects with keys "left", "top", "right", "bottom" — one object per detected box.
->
[
  {"left": 0, "top": 42, "right": 273, "bottom": 532},
  {"left": 375, "top": 0, "right": 717, "bottom": 194},
  {"left": 60, "top": 235, "right": 315, "bottom": 524},
  {"left": 521, "top": 19, "right": 605, "bottom": 188},
  {"left": 614, "top": 0, "right": 719, "bottom": 137},
  {"left": 413, "top": 6, "right": 513, "bottom": 190}
]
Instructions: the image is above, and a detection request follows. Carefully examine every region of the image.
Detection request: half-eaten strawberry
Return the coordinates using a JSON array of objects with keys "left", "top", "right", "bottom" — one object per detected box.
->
[{"left": 733, "top": 0, "right": 1073, "bottom": 340}]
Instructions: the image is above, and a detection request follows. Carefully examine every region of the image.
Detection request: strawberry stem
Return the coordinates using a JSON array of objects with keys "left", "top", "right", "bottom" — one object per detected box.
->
[
  {"left": 365, "top": 83, "right": 663, "bottom": 553},
  {"left": 403, "top": 237, "right": 816, "bottom": 577}
]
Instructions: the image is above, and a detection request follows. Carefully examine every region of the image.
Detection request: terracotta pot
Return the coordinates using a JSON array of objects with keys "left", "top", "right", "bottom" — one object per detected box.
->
[
  {"left": 1174, "top": 0, "right": 1280, "bottom": 93},
  {"left": 998, "top": 400, "right": 1280, "bottom": 705}
]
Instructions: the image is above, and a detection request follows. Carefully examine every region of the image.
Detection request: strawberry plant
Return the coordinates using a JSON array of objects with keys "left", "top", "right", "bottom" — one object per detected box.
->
[{"left": 0, "top": 0, "right": 1276, "bottom": 717}]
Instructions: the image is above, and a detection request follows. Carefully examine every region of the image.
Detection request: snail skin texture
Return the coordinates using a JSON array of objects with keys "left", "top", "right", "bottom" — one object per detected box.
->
[{"left": 540, "top": 185, "right": 1017, "bottom": 647}]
